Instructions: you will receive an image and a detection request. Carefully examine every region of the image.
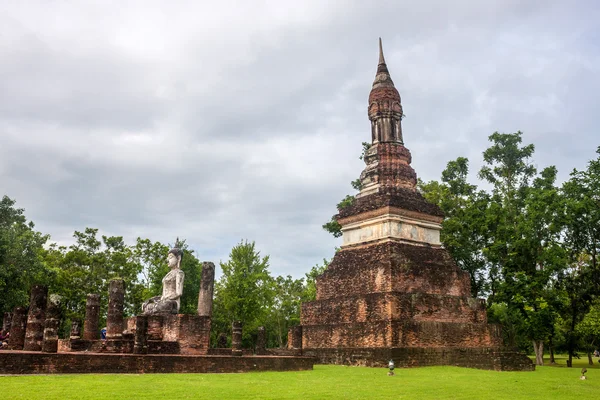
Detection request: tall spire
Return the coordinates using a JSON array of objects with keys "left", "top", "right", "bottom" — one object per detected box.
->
[
  {"left": 368, "top": 38, "right": 403, "bottom": 144},
  {"left": 378, "top": 37, "right": 386, "bottom": 65}
]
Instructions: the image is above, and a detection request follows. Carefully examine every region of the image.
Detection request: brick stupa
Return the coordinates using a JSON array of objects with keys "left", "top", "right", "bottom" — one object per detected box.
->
[{"left": 299, "top": 39, "right": 533, "bottom": 371}]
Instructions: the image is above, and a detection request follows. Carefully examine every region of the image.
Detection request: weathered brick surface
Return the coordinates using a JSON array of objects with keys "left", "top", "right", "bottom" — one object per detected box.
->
[
  {"left": 302, "top": 320, "right": 501, "bottom": 349},
  {"left": 338, "top": 187, "right": 444, "bottom": 220},
  {"left": 288, "top": 326, "right": 303, "bottom": 350},
  {"left": 83, "top": 294, "right": 100, "bottom": 340},
  {"left": 316, "top": 242, "right": 470, "bottom": 300},
  {"left": 232, "top": 321, "right": 242, "bottom": 356},
  {"left": 8, "top": 307, "right": 27, "bottom": 350},
  {"left": 119, "top": 314, "right": 211, "bottom": 355},
  {"left": 197, "top": 262, "right": 215, "bottom": 317},
  {"left": 133, "top": 315, "right": 148, "bottom": 354},
  {"left": 106, "top": 279, "right": 124, "bottom": 339},
  {"left": 256, "top": 326, "right": 267, "bottom": 355},
  {"left": 302, "top": 347, "right": 534, "bottom": 371},
  {"left": 302, "top": 292, "right": 485, "bottom": 325},
  {"left": 0, "top": 351, "right": 314, "bottom": 374},
  {"left": 23, "top": 285, "right": 48, "bottom": 351},
  {"left": 41, "top": 319, "right": 60, "bottom": 353}
]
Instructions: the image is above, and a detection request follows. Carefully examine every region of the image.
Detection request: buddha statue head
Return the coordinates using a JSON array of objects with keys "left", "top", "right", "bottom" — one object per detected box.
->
[{"left": 167, "top": 247, "right": 183, "bottom": 270}]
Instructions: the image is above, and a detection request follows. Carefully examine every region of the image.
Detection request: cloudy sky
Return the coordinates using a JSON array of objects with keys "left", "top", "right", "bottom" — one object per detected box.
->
[{"left": 1, "top": 1, "right": 598, "bottom": 279}]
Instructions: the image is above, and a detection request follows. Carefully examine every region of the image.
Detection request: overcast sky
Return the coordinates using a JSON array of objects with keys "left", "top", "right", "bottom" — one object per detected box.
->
[{"left": 1, "top": 1, "right": 599, "bottom": 279}]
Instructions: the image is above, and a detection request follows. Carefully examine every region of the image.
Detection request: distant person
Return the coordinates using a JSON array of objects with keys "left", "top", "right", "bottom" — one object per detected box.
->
[
  {"left": 101, "top": 327, "right": 107, "bottom": 340},
  {"left": 594, "top": 349, "right": 599, "bottom": 358}
]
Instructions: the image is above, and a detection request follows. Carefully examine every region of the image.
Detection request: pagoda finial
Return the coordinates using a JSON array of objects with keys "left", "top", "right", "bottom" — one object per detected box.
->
[
  {"left": 368, "top": 38, "right": 403, "bottom": 145},
  {"left": 378, "top": 37, "right": 386, "bottom": 65},
  {"left": 372, "top": 38, "right": 394, "bottom": 89}
]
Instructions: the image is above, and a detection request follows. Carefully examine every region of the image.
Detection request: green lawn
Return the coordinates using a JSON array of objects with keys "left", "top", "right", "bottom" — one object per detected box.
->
[{"left": 2, "top": 355, "right": 599, "bottom": 400}]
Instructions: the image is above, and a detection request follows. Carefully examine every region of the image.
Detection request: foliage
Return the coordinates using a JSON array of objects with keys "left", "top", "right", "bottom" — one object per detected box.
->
[
  {"left": 45, "top": 228, "right": 147, "bottom": 335},
  {"left": 265, "top": 274, "right": 305, "bottom": 347},
  {"left": 419, "top": 158, "right": 491, "bottom": 297},
  {"left": 576, "top": 300, "right": 600, "bottom": 356},
  {"left": 0, "top": 196, "right": 51, "bottom": 314},
  {"left": 213, "top": 240, "right": 274, "bottom": 346}
]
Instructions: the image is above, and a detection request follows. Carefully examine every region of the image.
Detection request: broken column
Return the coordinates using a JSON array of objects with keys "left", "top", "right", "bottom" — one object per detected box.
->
[
  {"left": 83, "top": 294, "right": 100, "bottom": 340},
  {"left": 256, "top": 326, "right": 266, "bottom": 355},
  {"left": 133, "top": 315, "right": 148, "bottom": 354},
  {"left": 217, "top": 332, "right": 228, "bottom": 348},
  {"left": 2, "top": 312, "right": 12, "bottom": 333},
  {"left": 23, "top": 284, "right": 48, "bottom": 351},
  {"left": 288, "top": 325, "right": 303, "bottom": 350},
  {"left": 197, "top": 262, "right": 215, "bottom": 317},
  {"left": 7, "top": 306, "right": 27, "bottom": 350},
  {"left": 42, "top": 294, "right": 62, "bottom": 353},
  {"left": 106, "top": 279, "right": 125, "bottom": 339},
  {"left": 232, "top": 320, "right": 243, "bottom": 356}
]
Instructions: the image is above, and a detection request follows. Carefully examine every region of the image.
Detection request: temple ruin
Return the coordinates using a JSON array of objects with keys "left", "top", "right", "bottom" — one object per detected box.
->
[
  {"left": 0, "top": 259, "right": 313, "bottom": 374},
  {"left": 296, "top": 39, "right": 534, "bottom": 371}
]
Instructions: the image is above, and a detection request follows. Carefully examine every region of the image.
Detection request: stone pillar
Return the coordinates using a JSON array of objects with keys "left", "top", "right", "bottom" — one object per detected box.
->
[
  {"left": 288, "top": 325, "right": 302, "bottom": 350},
  {"left": 83, "top": 294, "right": 100, "bottom": 340},
  {"left": 7, "top": 306, "right": 27, "bottom": 350},
  {"left": 256, "top": 326, "right": 266, "bottom": 355},
  {"left": 133, "top": 316, "right": 148, "bottom": 354},
  {"left": 70, "top": 319, "right": 82, "bottom": 340},
  {"left": 42, "top": 294, "right": 62, "bottom": 353},
  {"left": 23, "top": 284, "right": 48, "bottom": 351},
  {"left": 232, "top": 321, "right": 242, "bottom": 356},
  {"left": 217, "top": 332, "right": 228, "bottom": 348},
  {"left": 2, "top": 312, "right": 13, "bottom": 333},
  {"left": 42, "top": 319, "right": 60, "bottom": 353},
  {"left": 197, "top": 262, "right": 215, "bottom": 317},
  {"left": 106, "top": 279, "right": 125, "bottom": 339}
]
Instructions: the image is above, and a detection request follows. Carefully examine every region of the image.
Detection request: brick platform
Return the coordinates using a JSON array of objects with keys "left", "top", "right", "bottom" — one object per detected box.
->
[
  {"left": 303, "top": 347, "right": 534, "bottom": 371},
  {"left": 0, "top": 351, "right": 314, "bottom": 374}
]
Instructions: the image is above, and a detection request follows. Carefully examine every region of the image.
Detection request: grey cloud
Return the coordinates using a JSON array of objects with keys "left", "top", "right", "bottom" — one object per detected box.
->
[{"left": 1, "top": 0, "right": 599, "bottom": 278}]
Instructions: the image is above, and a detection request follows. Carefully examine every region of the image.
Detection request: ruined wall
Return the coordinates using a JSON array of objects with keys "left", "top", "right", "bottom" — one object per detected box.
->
[
  {"left": 0, "top": 352, "right": 314, "bottom": 374},
  {"left": 302, "top": 347, "right": 534, "bottom": 371}
]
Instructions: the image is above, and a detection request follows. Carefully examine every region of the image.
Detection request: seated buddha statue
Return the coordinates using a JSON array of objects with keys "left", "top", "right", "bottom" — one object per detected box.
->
[{"left": 142, "top": 247, "right": 185, "bottom": 315}]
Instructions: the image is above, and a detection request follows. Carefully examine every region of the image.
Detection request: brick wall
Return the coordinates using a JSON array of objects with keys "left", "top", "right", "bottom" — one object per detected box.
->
[
  {"left": 302, "top": 293, "right": 486, "bottom": 326},
  {"left": 302, "top": 347, "right": 534, "bottom": 371},
  {"left": 0, "top": 351, "right": 314, "bottom": 374},
  {"left": 316, "top": 243, "right": 471, "bottom": 301}
]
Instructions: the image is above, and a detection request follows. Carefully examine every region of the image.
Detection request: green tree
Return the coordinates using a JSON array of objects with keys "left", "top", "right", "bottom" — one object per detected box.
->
[
  {"left": 0, "top": 195, "right": 51, "bottom": 314},
  {"left": 478, "top": 132, "right": 565, "bottom": 365},
  {"left": 47, "top": 228, "right": 146, "bottom": 335},
  {"left": 576, "top": 300, "right": 600, "bottom": 365},
  {"left": 213, "top": 240, "right": 274, "bottom": 346},
  {"left": 420, "top": 158, "right": 492, "bottom": 297},
  {"left": 556, "top": 147, "right": 600, "bottom": 366},
  {"left": 266, "top": 275, "right": 304, "bottom": 347}
]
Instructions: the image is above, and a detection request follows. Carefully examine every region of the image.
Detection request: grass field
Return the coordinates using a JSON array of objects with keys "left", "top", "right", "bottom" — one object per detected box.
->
[{"left": 2, "top": 355, "right": 599, "bottom": 400}]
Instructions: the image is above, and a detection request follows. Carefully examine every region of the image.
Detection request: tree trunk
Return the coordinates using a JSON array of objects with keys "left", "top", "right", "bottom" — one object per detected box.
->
[
  {"left": 549, "top": 336, "right": 556, "bottom": 364},
  {"left": 532, "top": 340, "right": 544, "bottom": 366},
  {"left": 588, "top": 352, "right": 593, "bottom": 366}
]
